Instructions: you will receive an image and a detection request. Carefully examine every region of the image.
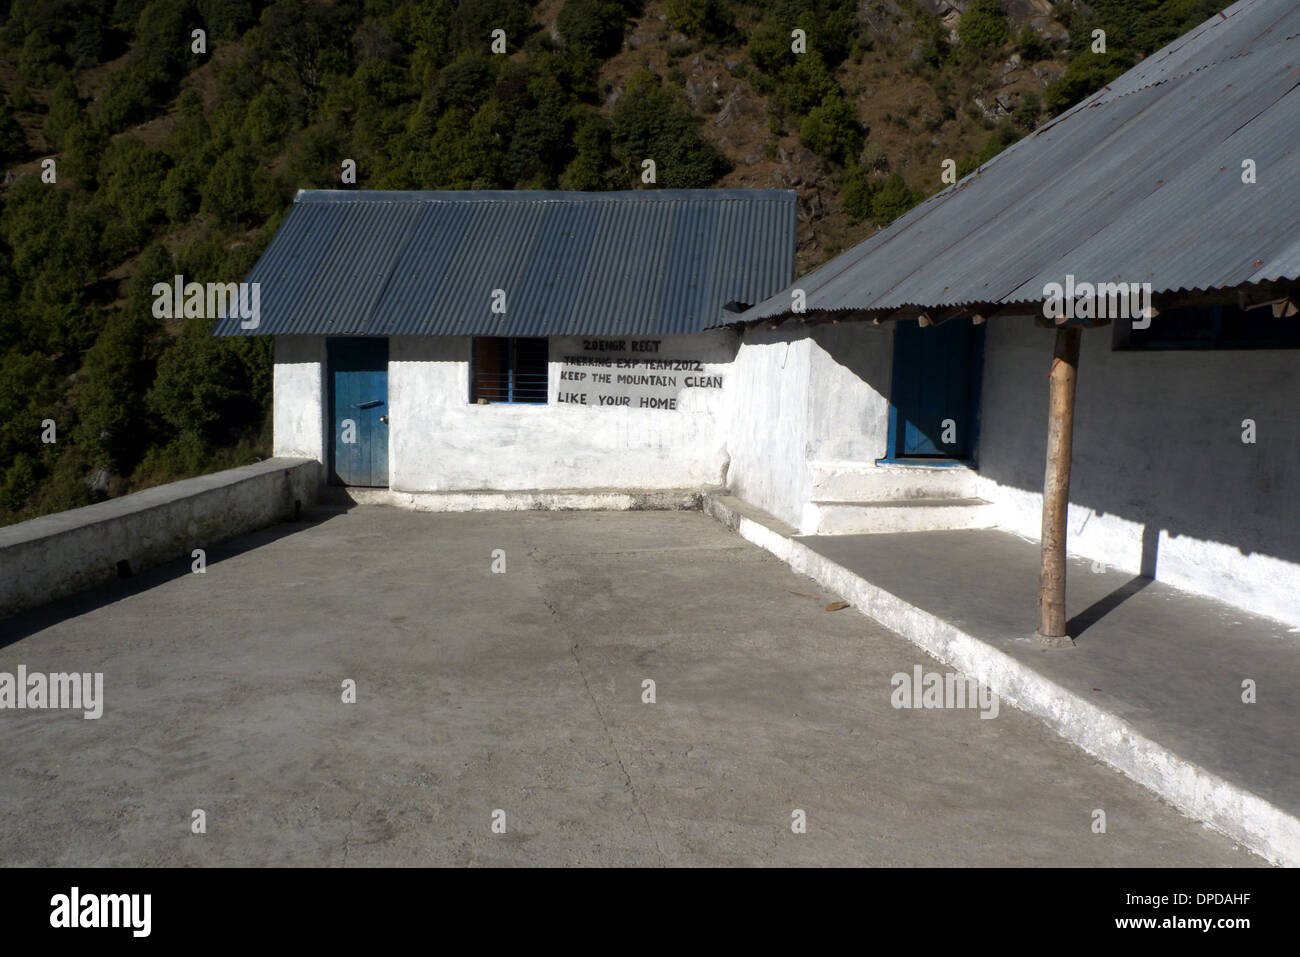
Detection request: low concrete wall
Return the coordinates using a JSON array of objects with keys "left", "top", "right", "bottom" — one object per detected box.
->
[{"left": 0, "top": 458, "right": 319, "bottom": 619}]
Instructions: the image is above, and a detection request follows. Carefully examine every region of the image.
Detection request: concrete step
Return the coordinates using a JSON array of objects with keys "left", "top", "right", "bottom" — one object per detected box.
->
[
  {"left": 804, "top": 497, "right": 996, "bottom": 535},
  {"left": 808, "top": 459, "right": 978, "bottom": 503}
]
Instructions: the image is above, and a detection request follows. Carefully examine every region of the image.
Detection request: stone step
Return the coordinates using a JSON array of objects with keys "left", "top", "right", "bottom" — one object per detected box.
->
[
  {"left": 808, "top": 459, "right": 978, "bottom": 503},
  {"left": 804, "top": 497, "right": 996, "bottom": 535}
]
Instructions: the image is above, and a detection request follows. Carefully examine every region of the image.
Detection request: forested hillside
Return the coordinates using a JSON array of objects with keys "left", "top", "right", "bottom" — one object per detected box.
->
[{"left": 0, "top": 0, "right": 1224, "bottom": 525}]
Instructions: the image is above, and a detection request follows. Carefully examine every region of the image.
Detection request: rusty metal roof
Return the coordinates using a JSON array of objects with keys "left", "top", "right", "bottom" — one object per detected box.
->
[
  {"left": 212, "top": 189, "right": 796, "bottom": 337},
  {"left": 735, "top": 0, "right": 1300, "bottom": 324}
]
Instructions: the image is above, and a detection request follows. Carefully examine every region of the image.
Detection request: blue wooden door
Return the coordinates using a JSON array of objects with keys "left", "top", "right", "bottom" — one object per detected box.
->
[
  {"left": 328, "top": 338, "right": 389, "bottom": 487},
  {"left": 889, "top": 319, "right": 983, "bottom": 459}
]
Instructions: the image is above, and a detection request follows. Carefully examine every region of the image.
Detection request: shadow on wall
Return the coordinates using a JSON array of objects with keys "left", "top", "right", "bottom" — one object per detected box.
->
[
  {"left": 976, "top": 316, "right": 1300, "bottom": 573},
  {"left": 806, "top": 322, "right": 895, "bottom": 463},
  {"left": 813, "top": 315, "right": 1300, "bottom": 578}
]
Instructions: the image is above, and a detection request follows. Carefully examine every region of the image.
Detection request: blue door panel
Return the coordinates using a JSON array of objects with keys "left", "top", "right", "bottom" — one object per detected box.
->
[
  {"left": 889, "top": 320, "right": 982, "bottom": 460},
  {"left": 328, "top": 338, "right": 389, "bottom": 487}
]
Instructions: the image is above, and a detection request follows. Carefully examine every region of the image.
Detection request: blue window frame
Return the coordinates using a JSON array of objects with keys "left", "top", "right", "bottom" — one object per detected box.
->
[{"left": 471, "top": 337, "right": 549, "bottom": 404}]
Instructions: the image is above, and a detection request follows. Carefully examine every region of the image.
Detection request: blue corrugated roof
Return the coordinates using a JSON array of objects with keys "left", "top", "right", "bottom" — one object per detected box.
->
[
  {"left": 213, "top": 189, "right": 796, "bottom": 337},
  {"left": 736, "top": 0, "right": 1300, "bottom": 324}
]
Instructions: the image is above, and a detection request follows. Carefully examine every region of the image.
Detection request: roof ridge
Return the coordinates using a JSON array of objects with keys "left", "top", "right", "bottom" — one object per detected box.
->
[{"left": 293, "top": 189, "right": 796, "bottom": 205}]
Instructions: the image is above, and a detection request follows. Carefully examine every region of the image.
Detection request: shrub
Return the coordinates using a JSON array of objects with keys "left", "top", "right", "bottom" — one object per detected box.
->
[
  {"left": 557, "top": 0, "right": 627, "bottom": 58},
  {"left": 665, "top": 0, "right": 734, "bottom": 41},
  {"left": 958, "top": 0, "right": 1009, "bottom": 51},
  {"left": 9, "top": 85, "right": 37, "bottom": 112},
  {"left": 1017, "top": 23, "right": 1051, "bottom": 62},
  {"left": 777, "top": 52, "right": 838, "bottom": 116},
  {"left": 747, "top": 21, "right": 790, "bottom": 78},
  {"left": 0, "top": 106, "right": 28, "bottom": 165},
  {"left": 1014, "top": 92, "right": 1041, "bottom": 131},
  {"left": 1044, "top": 49, "right": 1125, "bottom": 114},
  {"left": 841, "top": 164, "right": 878, "bottom": 223},
  {"left": 871, "top": 173, "right": 923, "bottom": 225},
  {"left": 799, "top": 93, "right": 862, "bottom": 166},
  {"left": 98, "top": 61, "right": 171, "bottom": 131}
]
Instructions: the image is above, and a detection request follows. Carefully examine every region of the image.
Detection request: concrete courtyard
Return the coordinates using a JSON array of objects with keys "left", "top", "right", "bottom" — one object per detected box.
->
[{"left": 0, "top": 507, "right": 1261, "bottom": 866}]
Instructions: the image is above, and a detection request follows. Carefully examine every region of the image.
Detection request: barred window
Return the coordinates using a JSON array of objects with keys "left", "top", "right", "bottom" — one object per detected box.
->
[{"left": 470, "top": 337, "right": 549, "bottom": 403}]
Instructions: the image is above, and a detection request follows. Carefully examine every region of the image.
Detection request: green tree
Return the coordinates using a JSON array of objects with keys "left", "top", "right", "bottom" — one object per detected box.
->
[
  {"left": 778, "top": 53, "right": 838, "bottom": 116},
  {"left": 747, "top": 21, "right": 791, "bottom": 79},
  {"left": 0, "top": 105, "right": 28, "bottom": 165},
  {"left": 43, "top": 78, "right": 85, "bottom": 150},
  {"left": 610, "top": 70, "right": 729, "bottom": 188},
  {"left": 871, "top": 173, "right": 923, "bottom": 226},
  {"left": 200, "top": 148, "right": 282, "bottom": 226},
  {"left": 841, "top": 163, "right": 878, "bottom": 224},
  {"left": 74, "top": 305, "right": 163, "bottom": 472},
  {"left": 557, "top": 0, "right": 628, "bottom": 59},
  {"left": 0, "top": 350, "right": 59, "bottom": 512},
  {"left": 958, "top": 0, "right": 1009, "bottom": 51},
  {"left": 63, "top": 119, "right": 111, "bottom": 189},
  {"left": 562, "top": 112, "right": 614, "bottom": 190},
  {"left": 799, "top": 93, "right": 862, "bottom": 166},
  {"left": 434, "top": 54, "right": 497, "bottom": 112},
  {"left": 146, "top": 317, "right": 270, "bottom": 448},
  {"left": 1017, "top": 23, "right": 1051, "bottom": 62},
  {"left": 285, "top": 120, "right": 351, "bottom": 189},
  {"left": 1045, "top": 51, "right": 1126, "bottom": 113},
  {"left": 98, "top": 136, "right": 170, "bottom": 242},
  {"left": 666, "top": 0, "right": 734, "bottom": 40}
]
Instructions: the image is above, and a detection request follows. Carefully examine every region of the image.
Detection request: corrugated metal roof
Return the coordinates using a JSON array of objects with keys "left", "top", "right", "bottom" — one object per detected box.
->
[
  {"left": 213, "top": 189, "right": 796, "bottom": 337},
  {"left": 736, "top": 0, "right": 1300, "bottom": 324}
]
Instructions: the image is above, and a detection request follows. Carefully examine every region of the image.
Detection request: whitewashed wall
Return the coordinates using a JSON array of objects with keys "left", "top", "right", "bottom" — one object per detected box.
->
[
  {"left": 722, "top": 323, "right": 895, "bottom": 527},
  {"left": 272, "top": 336, "right": 326, "bottom": 462},
  {"left": 805, "top": 323, "right": 895, "bottom": 463},
  {"left": 974, "top": 315, "right": 1300, "bottom": 627},
  {"left": 387, "top": 332, "right": 736, "bottom": 492},
  {"left": 722, "top": 326, "right": 814, "bottom": 527},
  {"left": 272, "top": 323, "right": 1300, "bottom": 626}
]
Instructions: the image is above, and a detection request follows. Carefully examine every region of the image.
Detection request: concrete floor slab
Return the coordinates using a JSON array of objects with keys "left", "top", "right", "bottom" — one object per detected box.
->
[{"left": 0, "top": 508, "right": 1262, "bottom": 866}]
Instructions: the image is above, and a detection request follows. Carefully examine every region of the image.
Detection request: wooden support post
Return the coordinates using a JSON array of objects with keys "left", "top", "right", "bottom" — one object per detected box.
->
[{"left": 1037, "top": 325, "right": 1082, "bottom": 645}]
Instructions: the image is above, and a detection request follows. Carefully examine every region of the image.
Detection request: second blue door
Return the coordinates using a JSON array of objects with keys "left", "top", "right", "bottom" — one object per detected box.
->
[
  {"left": 329, "top": 338, "right": 389, "bottom": 487},
  {"left": 888, "top": 319, "right": 983, "bottom": 460}
]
